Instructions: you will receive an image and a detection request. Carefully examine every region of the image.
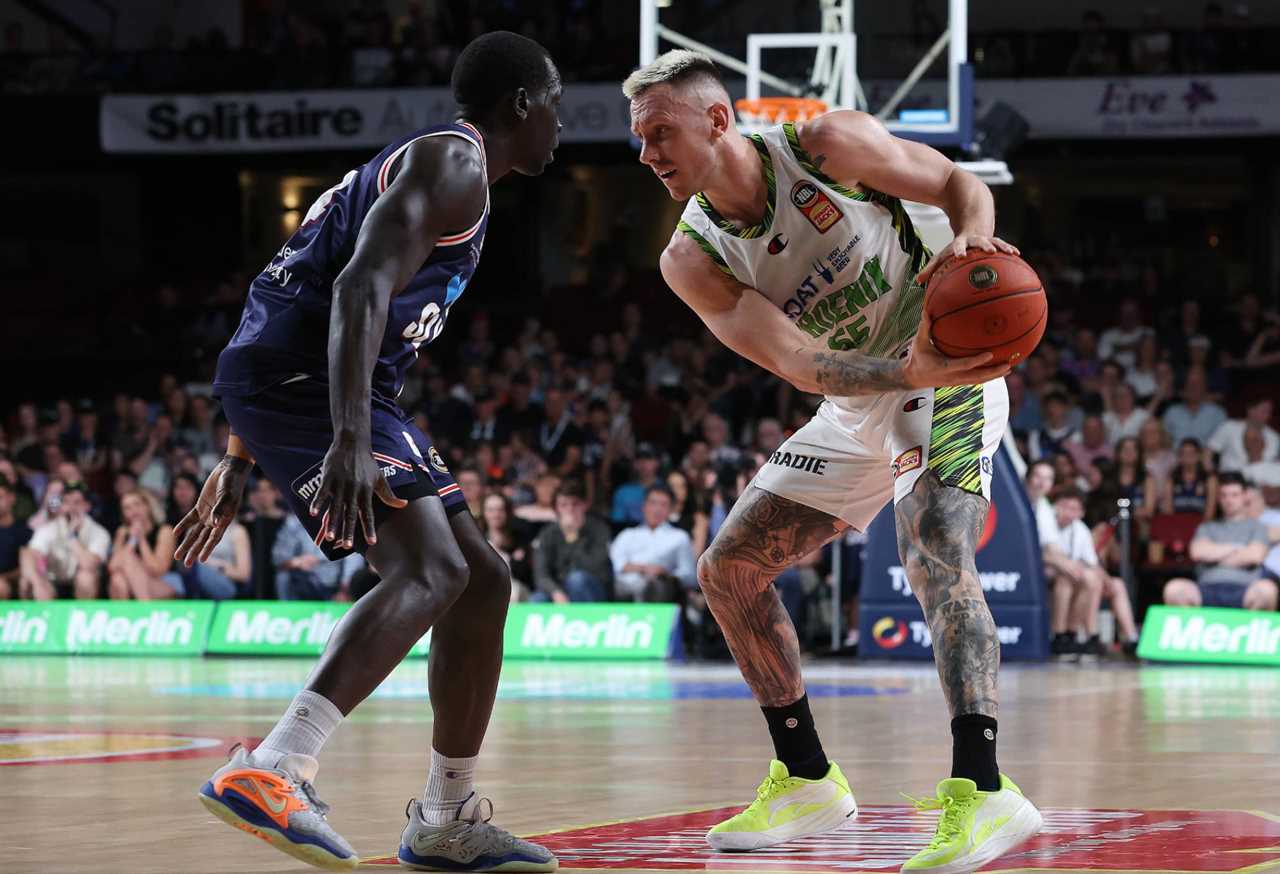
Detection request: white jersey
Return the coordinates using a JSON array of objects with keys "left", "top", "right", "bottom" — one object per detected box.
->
[{"left": 677, "top": 121, "right": 931, "bottom": 413}]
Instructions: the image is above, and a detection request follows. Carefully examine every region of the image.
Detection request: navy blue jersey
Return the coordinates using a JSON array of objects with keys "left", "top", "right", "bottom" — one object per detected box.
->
[{"left": 214, "top": 121, "right": 488, "bottom": 402}]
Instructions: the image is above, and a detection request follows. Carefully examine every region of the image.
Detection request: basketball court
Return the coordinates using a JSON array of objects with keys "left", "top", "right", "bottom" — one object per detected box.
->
[{"left": 2, "top": 656, "right": 1278, "bottom": 873}]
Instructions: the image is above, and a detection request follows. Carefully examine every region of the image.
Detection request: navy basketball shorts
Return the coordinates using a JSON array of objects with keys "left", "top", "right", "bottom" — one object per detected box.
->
[{"left": 221, "top": 378, "right": 467, "bottom": 560}]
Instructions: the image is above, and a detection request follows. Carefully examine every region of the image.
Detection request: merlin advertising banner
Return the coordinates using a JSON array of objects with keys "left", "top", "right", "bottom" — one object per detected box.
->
[
  {"left": 0, "top": 601, "right": 214, "bottom": 655},
  {"left": 859, "top": 446, "right": 1049, "bottom": 660},
  {"left": 1138, "top": 606, "right": 1280, "bottom": 666}
]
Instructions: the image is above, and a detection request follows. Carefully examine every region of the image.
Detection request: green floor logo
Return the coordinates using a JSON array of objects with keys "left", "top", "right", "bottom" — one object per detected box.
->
[{"left": 1138, "top": 606, "right": 1280, "bottom": 665}]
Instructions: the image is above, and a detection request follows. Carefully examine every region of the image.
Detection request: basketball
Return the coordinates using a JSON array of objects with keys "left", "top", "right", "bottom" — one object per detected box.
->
[{"left": 924, "top": 250, "right": 1047, "bottom": 364}]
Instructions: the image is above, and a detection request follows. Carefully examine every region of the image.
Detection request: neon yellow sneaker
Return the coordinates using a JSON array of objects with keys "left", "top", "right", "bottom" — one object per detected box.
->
[
  {"left": 901, "top": 774, "right": 1043, "bottom": 873},
  {"left": 706, "top": 760, "right": 857, "bottom": 851}
]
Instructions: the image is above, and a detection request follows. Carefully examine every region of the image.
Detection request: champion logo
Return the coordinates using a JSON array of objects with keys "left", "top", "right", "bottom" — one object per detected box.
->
[
  {"left": 768, "top": 233, "right": 789, "bottom": 254},
  {"left": 902, "top": 397, "right": 926, "bottom": 413},
  {"left": 785, "top": 718, "right": 799, "bottom": 729}
]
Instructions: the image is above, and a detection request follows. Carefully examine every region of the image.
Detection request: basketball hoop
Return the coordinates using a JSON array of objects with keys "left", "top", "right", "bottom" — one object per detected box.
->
[{"left": 735, "top": 97, "right": 828, "bottom": 126}]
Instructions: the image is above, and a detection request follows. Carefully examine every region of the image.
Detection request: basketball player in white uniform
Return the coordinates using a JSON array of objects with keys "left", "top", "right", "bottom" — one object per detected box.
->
[{"left": 625, "top": 51, "right": 1043, "bottom": 873}]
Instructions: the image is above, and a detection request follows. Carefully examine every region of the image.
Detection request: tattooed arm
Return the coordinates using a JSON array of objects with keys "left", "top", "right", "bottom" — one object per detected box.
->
[{"left": 659, "top": 232, "right": 1011, "bottom": 396}]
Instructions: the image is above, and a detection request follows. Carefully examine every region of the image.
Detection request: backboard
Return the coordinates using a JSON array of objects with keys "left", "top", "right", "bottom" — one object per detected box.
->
[{"left": 638, "top": 0, "right": 972, "bottom": 147}]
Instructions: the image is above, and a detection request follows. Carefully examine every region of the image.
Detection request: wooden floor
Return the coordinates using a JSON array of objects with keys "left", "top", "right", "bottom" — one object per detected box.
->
[{"left": 2, "top": 656, "right": 1278, "bottom": 874}]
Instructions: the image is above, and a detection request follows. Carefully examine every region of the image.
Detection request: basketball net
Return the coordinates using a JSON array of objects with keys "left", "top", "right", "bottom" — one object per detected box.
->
[{"left": 735, "top": 97, "right": 828, "bottom": 127}]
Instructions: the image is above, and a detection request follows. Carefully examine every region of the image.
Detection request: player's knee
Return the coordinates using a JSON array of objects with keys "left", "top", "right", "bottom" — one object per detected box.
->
[
  {"left": 468, "top": 551, "right": 512, "bottom": 611},
  {"left": 696, "top": 549, "right": 741, "bottom": 600},
  {"left": 426, "top": 551, "right": 470, "bottom": 605}
]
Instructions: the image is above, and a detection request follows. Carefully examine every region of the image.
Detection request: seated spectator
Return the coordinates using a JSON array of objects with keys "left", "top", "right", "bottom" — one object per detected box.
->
[
  {"left": 1098, "top": 299, "right": 1152, "bottom": 370},
  {"left": 1129, "top": 9, "right": 1173, "bottom": 74},
  {"left": 666, "top": 469, "right": 708, "bottom": 549},
  {"left": 1028, "top": 392, "right": 1077, "bottom": 461},
  {"left": 481, "top": 492, "right": 532, "bottom": 601},
  {"left": 171, "top": 515, "right": 250, "bottom": 601},
  {"left": 455, "top": 467, "right": 485, "bottom": 521},
  {"left": 1243, "top": 485, "right": 1280, "bottom": 585},
  {"left": 166, "top": 472, "right": 200, "bottom": 526},
  {"left": 1112, "top": 437, "right": 1157, "bottom": 524},
  {"left": 1242, "top": 425, "right": 1280, "bottom": 488},
  {"left": 1006, "top": 370, "right": 1041, "bottom": 436},
  {"left": 106, "top": 489, "right": 178, "bottom": 600},
  {"left": 1162, "top": 367, "right": 1227, "bottom": 447},
  {"left": 242, "top": 476, "right": 287, "bottom": 599},
  {"left": 1102, "top": 382, "right": 1148, "bottom": 444},
  {"left": 610, "top": 485, "right": 696, "bottom": 602},
  {"left": 20, "top": 481, "right": 110, "bottom": 600},
  {"left": 702, "top": 412, "right": 742, "bottom": 469},
  {"left": 1126, "top": 333, "right": 1160, "bottom": 402},
  {"left": 0, "top": 455, "right": 36, "bottom": 521},
  {"left": 0, "top": 476, "right": 31, "bottom": 599},
  {"left": 1160, "top": 438, "right": 1217, "bottom": 520},
  {"left": 1041, "top": 488, "right": 1139, "bottom": 659},
  {"left": 1138, "top": 417, "right": 1175, "bottom": 482},
  {"left": 530, "top": 479, "right": 613, "bottom": 603},
  {"left": 1064, "top": 414, "right": 1112, "bottom": 473},
  {"left": 1062, "top": 328, "right": 1102, "bottom": 389},
  {"left": 1163, "top": 473, "right": 1277, "bottom": 611},
  {"left": 271, "top": 514, "right": 364, "bottom": 601},
  {"left": 611, "top": 443, "right": 661, "bottom": 527},
  {"left": 1208, "top": 399, "right": 1277, "bottom": 474},
  {"left": 1066, "top": 9, "right": 1119, "bottom": 75}
]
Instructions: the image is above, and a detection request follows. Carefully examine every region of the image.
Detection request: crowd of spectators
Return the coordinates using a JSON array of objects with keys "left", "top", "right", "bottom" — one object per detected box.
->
[
  {"left": 2, "top": 261, "right": 1278, "bottom": 659},
  {"left": 4, "top": 2, "right": 1278, "bottom": 95}
]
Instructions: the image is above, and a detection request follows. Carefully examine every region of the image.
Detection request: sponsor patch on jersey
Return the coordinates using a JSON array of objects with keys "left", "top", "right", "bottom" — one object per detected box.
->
[
  {"left": 891, "top": 446, "right": 922, "bottom": 479},
  {"left": 768, "top": 233, "right": 789, "bottom": 254},
  {"left": 790, "top": 180, "right": 843, "bottom": 233},
  {"left": 428, "top": 446, "right": 451, "bottom": 475}
]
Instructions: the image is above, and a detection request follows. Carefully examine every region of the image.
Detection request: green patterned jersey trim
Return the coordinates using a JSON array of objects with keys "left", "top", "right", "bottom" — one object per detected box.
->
[
  {"left": 928, "top": 384, "right": 986, "bottom": 495},
  {"left": 694, "top": 134, "right": 775, "bottom": 240},
  {"left": 676, "top": 220, "right": 735, "bottom": 278},
  {"left": 861, "top": 186, "right": 933, "bottom": 357},
  {"left": 781, "top": 122, "right": 869, "bottom": 201}
]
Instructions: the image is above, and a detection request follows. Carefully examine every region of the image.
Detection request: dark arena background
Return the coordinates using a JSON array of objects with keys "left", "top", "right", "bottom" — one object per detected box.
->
[{"left": 1, "top": 1, "right": 1279, "bottom": 872}]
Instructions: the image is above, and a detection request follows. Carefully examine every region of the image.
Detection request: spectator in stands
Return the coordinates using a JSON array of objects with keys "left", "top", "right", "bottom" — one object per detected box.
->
[
  {"left": 702, "top": 412, "right": 741, "bottom": 469},
  {"left": 514, "top": 471, "right": 560, "bottom": 539},
  {"left": 272, "top": 514, "right": 364, "bottom": 600},
  {"left": 1242, "top": 311, "right": 1280, "bottom": 372},
  {"left": 1006, "top": 370, "right": 1041, "bottom": 436},
  {"left": 454, "top": 467, "right": 485, "bottom": 521},
  {"left": 181, "top": 394, "right": 216, "bottom": 457},
  {"left": 1139, "top": 417, "right": 1175, "bottom": 482},
  {"left": 1063, "top": 328, "right": 1102, "bottom": 388},
  {"left": 481, "top": 492, "right": 531, "bottom": 601},
  {"left": 1065, "top": 414, "right": 1113, "bottom": 472},
  {"left": 166, "top": 472, "right": 199, "bottom": 526},
  {"left": 1163, "top": 472, "right": 1277, "bottom": 611},
  {"left": 468, "top": 390, "right": 500, "bottom": 444},
  {"left": 1028, "top": 392, "right": 1077, "bottom": 461},
  {"left": 1098, "top": 300, "right": 1153, "bottom": 370},
  {"left": 666, "top": 469, "right": 708, "bottom": 550},
  {"left": 537, "top": 386, "right": 585, "bottom": 476},
  {"left": 1130, "top": 8, "right": 1174, "bottom": 74},
  {"left": 1161, "top": 438, "right": 1218, "bottom": 520},
  {"left": 0, "top": 456, "right": 34, "bottom": 521},
  {"left": 611, "top": 443, "right": 661, "bottom": 526},
  {"left": 0, "top": 476, "right": 31, "bottom": 599},
  {"left": 531, "top": 479, "right": 613, "bottom": 602},
  {"left": 1067, "top": 9, "right": 1119, "bottom": 75},
  {"left": 177, "top": 510, "right": 250, "bottom": 600},
  {"left": 753, "top": 417, "right": 784, "bottom": 456},
  {"left": 1208, "top": 399, "right": 1277, "bottom": 473},
  {"left": 1103, "top": 381, "right": 1148, "bottom": 444},
  {"left": 64, "top": 398, "right": 108, "bottom": 482},
  {"left": 1042, "top": 488, "right": 1139, "bottom": 658},
  {"left": 20, "top": 481, "right": 110, "bottom": 600},
  {"left": 610, "top": 485, "right": 696, "bottom": 602},
  {"left": 1242, "top": 425, "right": 1280, "bottom": 488},
  {"left": 1243, "top": 484, "right": 1280, "bottom": 585},
  {"left": 1112, "top": 437, "right": 1157, "bottom": 523},
  {"left": 496, "top": 373, "right": 541, "bottom": 440},
  {"left": 1162, "top": 367, "right": 1226, "bottom": 447},
  {"left": 1127, "top": 333, "right": 1160, "bottom": 401},
  {"left": 1184, "top": 2, "right": 1230, "bottom": 72},
  {"left": 106, "top": 488, "right": 177, "bottom": 600}
]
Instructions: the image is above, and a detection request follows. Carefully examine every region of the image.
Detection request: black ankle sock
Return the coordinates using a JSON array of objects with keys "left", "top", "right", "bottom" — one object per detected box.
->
[
  {"left": 761, "top": 694, "right": 829, "bottom": 780},
  {"left": 951, "top": 714, "right": 1000, "bottom": 791}
]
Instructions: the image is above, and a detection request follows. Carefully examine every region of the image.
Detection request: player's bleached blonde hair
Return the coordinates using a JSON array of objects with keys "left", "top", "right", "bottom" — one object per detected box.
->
[{"left": 622, "top": 49, "right": 724, "bottom": 99}]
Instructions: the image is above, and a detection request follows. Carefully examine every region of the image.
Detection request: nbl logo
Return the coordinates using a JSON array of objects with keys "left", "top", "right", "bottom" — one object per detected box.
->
[
  {"left": 791, "top": 181, "right": 819, "bottom": 208},
  {"left": 968, "top": 265, "right": 999, "bottom": 289},
  {"left": 872, "top": 617, "right": 908, "bottom": 649}
]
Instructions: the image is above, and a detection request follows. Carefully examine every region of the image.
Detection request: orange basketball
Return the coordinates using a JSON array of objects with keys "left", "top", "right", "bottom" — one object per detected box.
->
[{"left": 924, "top": 250, "right": 1047, "bottom": 365}]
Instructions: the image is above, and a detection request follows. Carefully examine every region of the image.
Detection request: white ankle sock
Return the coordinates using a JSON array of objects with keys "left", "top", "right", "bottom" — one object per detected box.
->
[
  {"left": 252, "top": 690, "right": 343, "bottom": 767},
  {"left": 421, "top": 749, "right": 478, "bottom": 826}
]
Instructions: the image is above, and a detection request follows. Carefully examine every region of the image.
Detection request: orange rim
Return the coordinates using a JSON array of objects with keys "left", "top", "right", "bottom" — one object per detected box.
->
[{"left": 735, "top": 97, "right": 828, "bottom": 123}]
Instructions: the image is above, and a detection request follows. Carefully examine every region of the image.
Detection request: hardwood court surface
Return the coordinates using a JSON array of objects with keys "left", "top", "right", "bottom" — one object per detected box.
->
[{"left": 2, "top": 656, "right": 1278, "bottom": 873}]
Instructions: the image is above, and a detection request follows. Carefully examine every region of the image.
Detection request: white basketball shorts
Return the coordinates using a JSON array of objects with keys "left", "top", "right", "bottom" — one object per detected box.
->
[{"left": 750, "top": 379, "right": 1009, "bottom": 531}]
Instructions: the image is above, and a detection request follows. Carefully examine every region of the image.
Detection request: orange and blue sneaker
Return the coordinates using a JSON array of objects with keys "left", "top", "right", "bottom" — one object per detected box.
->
[{"left": 198, "top": 746, "right": 358, "bottom": 871}]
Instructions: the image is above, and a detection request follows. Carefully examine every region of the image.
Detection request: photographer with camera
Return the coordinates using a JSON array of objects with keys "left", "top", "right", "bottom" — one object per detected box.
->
[{"left": 18, "top": 480, "right": 110, "bottom": 600}]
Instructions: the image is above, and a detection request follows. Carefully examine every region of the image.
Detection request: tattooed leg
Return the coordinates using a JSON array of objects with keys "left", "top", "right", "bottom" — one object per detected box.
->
[
  {"left": 894, "top": 471, "right": 999, "bottom": 719},
  {"left": 698, "top": 486, "right": 846, "bottom": 707}
]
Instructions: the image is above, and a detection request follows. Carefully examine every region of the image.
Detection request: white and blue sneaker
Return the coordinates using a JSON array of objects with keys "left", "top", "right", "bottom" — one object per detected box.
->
[
  {"left": 198, "top": 745, "right": 358, "bottom": 870},
  {"left": 398, "top": 794, "right": 557, "bottom": 872}
]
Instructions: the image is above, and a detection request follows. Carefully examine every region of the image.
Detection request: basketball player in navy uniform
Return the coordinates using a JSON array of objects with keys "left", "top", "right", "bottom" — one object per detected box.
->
[{"left": 173, "top": 33, "right": 561, "bottom": 871}]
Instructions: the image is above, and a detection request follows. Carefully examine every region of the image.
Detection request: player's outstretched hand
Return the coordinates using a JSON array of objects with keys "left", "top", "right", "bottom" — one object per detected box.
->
[
  {"left": 310, "top": 442, "right": 408, "bottom": 551},
  {"left": 914, "top": 234, "right": 1020, "bottom": 287},
  {"left": 901, "top": 309, "right": 1013, "bottom": 390},
  {"left": 174, "top": 456, "right": 252, "bottom": 567}
]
